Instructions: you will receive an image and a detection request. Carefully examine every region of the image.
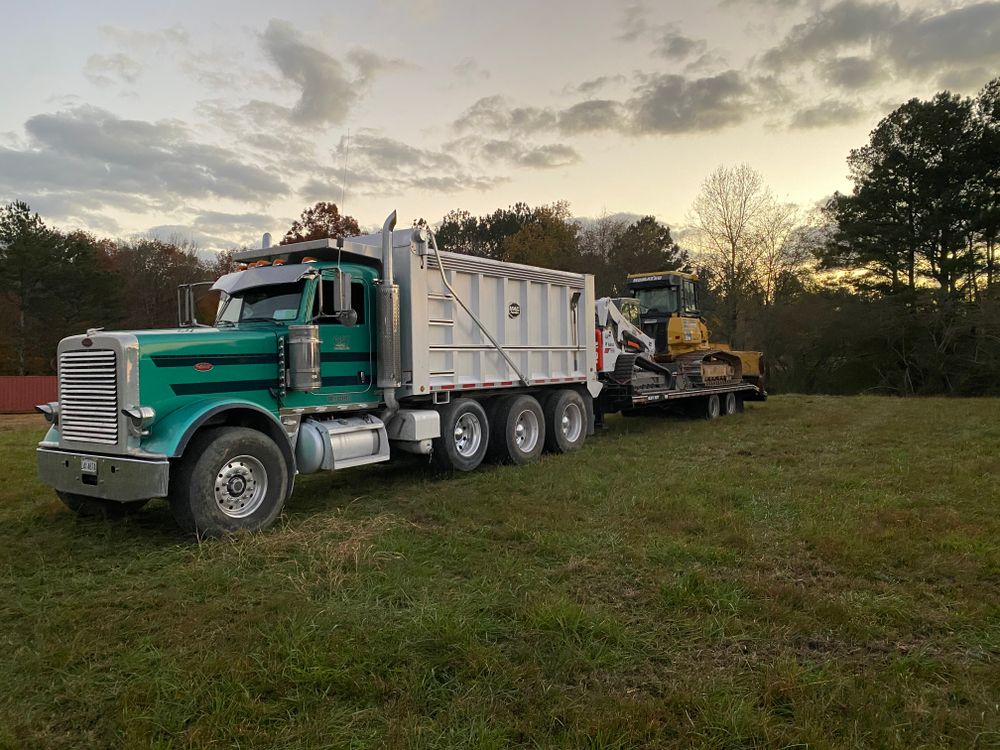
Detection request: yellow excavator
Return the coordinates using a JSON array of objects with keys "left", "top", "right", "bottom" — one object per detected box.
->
[{"left": 611, "top": 270, "right": 766, "bottom": 398}]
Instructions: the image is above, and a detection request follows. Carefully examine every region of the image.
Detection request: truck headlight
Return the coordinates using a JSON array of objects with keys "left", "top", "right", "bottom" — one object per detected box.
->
[
  {"left": 35, "top": 401, "right": 59, "bottom": 425},
  {"left": 122, "top": 406, "right": 156, "bottom": 436}
]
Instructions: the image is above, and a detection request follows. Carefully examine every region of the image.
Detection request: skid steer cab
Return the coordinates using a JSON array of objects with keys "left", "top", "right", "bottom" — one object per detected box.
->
[{"left": 35, "top": 212, "right": 604, "bottom": 536}]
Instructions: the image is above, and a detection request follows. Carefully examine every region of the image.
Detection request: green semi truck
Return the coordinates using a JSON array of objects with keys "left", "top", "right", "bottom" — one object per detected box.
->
[{"left": 35, "top": 212, "right": 763, "bottom": 536}]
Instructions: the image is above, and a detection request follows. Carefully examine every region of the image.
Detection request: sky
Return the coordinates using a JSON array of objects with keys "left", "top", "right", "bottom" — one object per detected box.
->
[{"left": 1, "top": 0, "right": 998, "bottom": 251}]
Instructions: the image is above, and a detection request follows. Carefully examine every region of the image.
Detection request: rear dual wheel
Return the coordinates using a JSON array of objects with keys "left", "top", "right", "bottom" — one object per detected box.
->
[
  {"left": 488, "top": 394, "right": 546, "bottom": 465},
  {"left": 432, "top": 398, "right": 489, "bottom": 472},
  {"left": 542, "top": 389, "right": 587, "bottom": 453},
  {"left": 432, "top": 390, "right": 587, "bottom": 471}
]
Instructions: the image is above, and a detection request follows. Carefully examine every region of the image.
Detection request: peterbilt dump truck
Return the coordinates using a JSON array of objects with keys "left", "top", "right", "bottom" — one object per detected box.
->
[{"left": 35, "top": 212, "right": 764, "bottom": 536}]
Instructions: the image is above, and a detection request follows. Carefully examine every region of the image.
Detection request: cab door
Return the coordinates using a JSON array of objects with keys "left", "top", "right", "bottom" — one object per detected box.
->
[
  {"left": 316, "top": 272, "right": 376, "bottom": 405},
  {"left": 281, "top": 272, "right": 376, "bottom": 410}
]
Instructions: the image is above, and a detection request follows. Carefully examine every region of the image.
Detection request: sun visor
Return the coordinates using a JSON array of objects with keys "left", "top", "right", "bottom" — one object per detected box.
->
[{"left": 212, "top": 264, "right": 317, "bottom": 295}]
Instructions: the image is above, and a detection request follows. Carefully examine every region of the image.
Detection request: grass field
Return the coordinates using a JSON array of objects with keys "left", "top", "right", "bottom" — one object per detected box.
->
[{"left": 1, "top": 395, "right": 998, "bottom": 749}]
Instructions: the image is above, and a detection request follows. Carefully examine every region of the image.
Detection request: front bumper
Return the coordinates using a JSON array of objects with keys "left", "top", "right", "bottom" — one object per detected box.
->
[{"left": 37, "top": 447, "right": 170, "bottom": 502}]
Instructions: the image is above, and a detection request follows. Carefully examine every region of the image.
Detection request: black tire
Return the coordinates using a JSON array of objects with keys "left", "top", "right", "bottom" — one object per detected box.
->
[
  {"left": 488, "top": 394, "right": 545, "bottom": 465},
  {"left": 57, "top": 492, "right": 148, "bottom": 518},
  {"left": 704, "top": 394, "right": 721, "bottom": 420},
  {"left": 723, "top": 391, "right": 738, "bottom": 416},
  {"left": 542, "top": 389, "right": 587, "bottom": 453},
  {"left": 169, "top": 427, "right": 288, "bottom": 537},
  {"left": 432, "top": 399, "right": 489, "bottom": 472}
]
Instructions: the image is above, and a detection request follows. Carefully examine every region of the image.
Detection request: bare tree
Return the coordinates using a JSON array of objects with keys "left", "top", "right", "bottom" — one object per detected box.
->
[
  {"left": 689, "top": 164, "right": 771, "bottom": 342},
  {"left": 754, "top": 201, "right": 811, "bottom": 306}
]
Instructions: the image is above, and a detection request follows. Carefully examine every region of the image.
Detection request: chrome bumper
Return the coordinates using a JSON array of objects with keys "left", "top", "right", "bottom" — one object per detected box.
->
[{"left": 37, "top": 447, "right": 169, "bottom": 502}]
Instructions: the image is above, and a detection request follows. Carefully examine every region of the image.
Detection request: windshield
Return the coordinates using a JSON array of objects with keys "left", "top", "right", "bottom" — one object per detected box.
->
[
  {"left": 634, "top": 287, "right": 679, "bottom": 315},
  {"left": 216, "top": 281, "right": 304, "bottom": 325}
]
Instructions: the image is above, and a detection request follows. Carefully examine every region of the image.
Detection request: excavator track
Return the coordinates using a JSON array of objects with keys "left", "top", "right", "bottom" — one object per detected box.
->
[{"left": 675, "top": 349, "right": 743, "bottom": 388}]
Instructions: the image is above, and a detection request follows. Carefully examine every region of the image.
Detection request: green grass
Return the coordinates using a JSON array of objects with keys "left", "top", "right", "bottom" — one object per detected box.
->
[{"left": 1, "top": 395, "right": 999, "bottom": 749}]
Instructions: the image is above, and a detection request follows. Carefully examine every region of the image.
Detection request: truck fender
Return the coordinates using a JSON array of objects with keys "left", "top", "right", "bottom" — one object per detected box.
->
[{"left": 143, "top": 399, "right": 296, "bottom": 497}]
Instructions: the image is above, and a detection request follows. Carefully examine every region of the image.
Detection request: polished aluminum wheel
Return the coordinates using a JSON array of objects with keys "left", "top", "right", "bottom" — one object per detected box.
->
[
  {"left": 513, "top": 409, "right": 540, "bottom": 453},
  {"left": 214, "top": 455, "right": 268, "bottom": 518},
  {"left": 560, "top": 402, "right": 583, "bottom": 443},
  {"left": 453, "top": 413, "right": 483, "bottom": 458}
]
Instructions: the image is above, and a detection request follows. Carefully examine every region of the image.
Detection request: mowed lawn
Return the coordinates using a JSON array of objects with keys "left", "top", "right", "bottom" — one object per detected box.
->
[{"left": 1, "top": 396, "right": 998, "bottom": 749}]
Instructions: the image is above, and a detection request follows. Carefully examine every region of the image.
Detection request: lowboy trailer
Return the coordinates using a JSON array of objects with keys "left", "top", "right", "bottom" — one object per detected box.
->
[{"left": 35, "top": 212, "right": 764, "bottom": 536}]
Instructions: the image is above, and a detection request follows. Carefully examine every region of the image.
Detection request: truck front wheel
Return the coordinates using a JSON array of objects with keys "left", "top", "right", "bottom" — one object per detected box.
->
[{"left": 169, "top": 427, "right": 288, "bottom": 537}]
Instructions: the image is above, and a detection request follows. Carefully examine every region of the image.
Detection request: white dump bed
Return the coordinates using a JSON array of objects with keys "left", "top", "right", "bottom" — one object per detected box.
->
[{"left": 341, "top": 229, "right": 600, "bottom": 400}]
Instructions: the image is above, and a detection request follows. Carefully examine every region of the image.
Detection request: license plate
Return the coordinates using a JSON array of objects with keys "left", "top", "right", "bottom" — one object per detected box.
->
[{"left": 80, "top": 458, "right": 98, "bottom": 474}]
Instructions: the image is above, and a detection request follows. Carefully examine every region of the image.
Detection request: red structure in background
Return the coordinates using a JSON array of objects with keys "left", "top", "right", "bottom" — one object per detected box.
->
[{"left": 0, "top": 377, "right": 57, "bottom": 413}]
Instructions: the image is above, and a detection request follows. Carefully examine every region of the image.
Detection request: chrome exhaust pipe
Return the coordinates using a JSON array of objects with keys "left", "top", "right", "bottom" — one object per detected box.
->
[{"left": 377, "top": 211, "right": 401, "bottom": 416}]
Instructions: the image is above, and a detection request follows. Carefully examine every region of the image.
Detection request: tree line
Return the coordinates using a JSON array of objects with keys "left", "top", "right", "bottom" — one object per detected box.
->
[{"left": 2, "top": 78, "right": 998, "bottom": 394}]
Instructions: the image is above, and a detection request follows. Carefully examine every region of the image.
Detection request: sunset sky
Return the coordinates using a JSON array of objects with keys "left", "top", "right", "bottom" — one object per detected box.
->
[{"left": 1, "top": 0, "right": 997, "bottom": 250}]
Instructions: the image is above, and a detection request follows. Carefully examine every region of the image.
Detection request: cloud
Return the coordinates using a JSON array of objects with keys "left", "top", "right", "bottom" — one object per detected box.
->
[
  {"left": 453, "top": 96, "right": 557, "bottom": 134},
  {"left": 629, "top": 71, "right": 752, "bottom": 133},
  {"left": 340, "top": 132, "right": 461, "bottom": 172},
  {"left": 789, "top": 100, "right": 865, "bottom": 129},
  {"left": 0, "top": 106, "right": 287, "bottom": 220},
  {"left": 300, "top": 131, "right": 506, "bottom": 200},
  {"left": 886, "top": 2, "right": 1000, "bottom": 81},
  {"left": 259, "top": 20, "right": 357, "bottom": 126},
  {"left": 937, "top": 66, "right": 995, "bottom": 93},
  {"left": 192, "top": 211, "right": 279, "bottom": 236},
  {"left": 761, "top": 1, "right": 1000, "bottom": 91},
  {"left": 144, "top": 211, "right": 292, "bottom": 253},
  {"left": 619, "top": 2, "right": 651, "bottom": 41},
  {"left": 568, "top": 75, "right": 627, "bottom": 96},
  {"left": 454, "top": 69, "right": 755, "bottom": 140},
  {"left": 453, "top": 57, "right": 491, "bottom": 82},
  {"left": 479, "top": 140, "right": 581, "bottom": 169},
  {"left": 656, "top": 28, "right": 708, "bottom": 61},
  {"left": 720, "top": 0, "right": 808, "bottom": 8},
  {"left": 345, "top": 48, "right": 411, "bottom": 85},
  {"left": 83, "top": 53, "right": 143, "bottom": 87},
  {"left": 820, "top": 56, "right": 887, "bottom": 89},
  {"left": 257, "top": 20, "right": 407, "bottom": 127},
  {"left": 761, "top": 1, "right": 902, "bottom": 70},
  {"left": 558, "top": 100, "right": 626, "bottom": 134},
  {"left": 98, "top": 24, "right": 189, "bottom": 52},
  {"left": 145, "top": 224, "right": 245, "bottom": 253}
]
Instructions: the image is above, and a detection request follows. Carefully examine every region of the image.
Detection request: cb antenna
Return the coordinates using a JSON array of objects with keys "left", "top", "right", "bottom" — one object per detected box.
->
[{"left": 340, "top": 128, "right": 350, "bottom": 213}]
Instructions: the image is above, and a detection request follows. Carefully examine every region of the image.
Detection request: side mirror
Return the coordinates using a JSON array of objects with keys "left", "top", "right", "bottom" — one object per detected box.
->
[
  {"left": 177, "top": 282, "right": 217, "bottom": 327},
  {"left": 316, "top": 272, "right": 356, "bottom": 326}
]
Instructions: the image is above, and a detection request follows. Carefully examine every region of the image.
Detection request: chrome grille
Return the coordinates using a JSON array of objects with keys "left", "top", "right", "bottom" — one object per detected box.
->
[{"left": 59, "top": 349, "right": 119, "bottom": 445}]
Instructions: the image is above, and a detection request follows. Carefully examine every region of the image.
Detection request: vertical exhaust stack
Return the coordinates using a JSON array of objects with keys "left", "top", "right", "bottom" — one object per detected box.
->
[{"left": 377, "top": 211, "right": 401, "bottom": 413}]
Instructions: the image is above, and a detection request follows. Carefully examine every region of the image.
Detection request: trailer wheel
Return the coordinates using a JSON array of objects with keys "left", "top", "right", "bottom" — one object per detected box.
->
[
  {"left": 542, "top": 389, "right": 587, "bottom": 453},
  {"left": 56, "top": 492, "right": 149, "bottom": 518},
  {"left": 704, "top": 394, "right": 721, "bottom": 420},
  {"left": 169, "top": 427, "right": 288, "bottom": 537},
  {"left": 432, "top": 398, "right": 489, "bottom": 472},
  {"left": 488, "top": 394, "right": 545, "bottom": 465},
  {"left": 723, "top": 392, "right": 738, "bottom": 416}
]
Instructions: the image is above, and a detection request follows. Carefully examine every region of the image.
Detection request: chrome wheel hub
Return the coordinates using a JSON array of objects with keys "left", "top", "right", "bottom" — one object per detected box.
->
[
  {"left": 560, "top": 403, "right": 583, "bottom": 443},
  {"left": 214, "top": 455, "right": 268, "bottom": 518},
  {"left": 454, "top": 413, "right": 482, "bottom": 458},
  {"left": 513, "top": 410, "right": 540, "bottom": 452}
]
